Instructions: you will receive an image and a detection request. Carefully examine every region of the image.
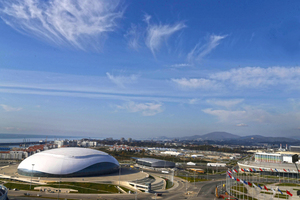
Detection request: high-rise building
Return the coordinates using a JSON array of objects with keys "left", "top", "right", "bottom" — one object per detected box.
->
[{"left": 127, "top": 138, "right": 132, "bottom": 143}]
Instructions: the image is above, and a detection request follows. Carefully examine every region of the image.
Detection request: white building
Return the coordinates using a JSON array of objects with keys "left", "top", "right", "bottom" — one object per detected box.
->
[
  {"left": 160, "top": 151, "right": 183, "bottom": 156},
  {"left": 207, "top": 163, "right": 226, "bottom": 167},
  {"left": 18, "top": 147, "right": 119, "bottom": 177}
]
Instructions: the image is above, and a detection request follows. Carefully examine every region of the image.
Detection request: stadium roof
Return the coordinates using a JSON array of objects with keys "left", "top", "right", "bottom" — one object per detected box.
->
[{"left": 136, "top": 158, "right": 166, "bottom": 163}]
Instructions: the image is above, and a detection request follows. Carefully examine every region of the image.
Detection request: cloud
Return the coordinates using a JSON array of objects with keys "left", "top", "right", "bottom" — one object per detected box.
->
[
  {"left": 143, "top": 14, "right": 151, "bottom": 24},
  {"left": 169, "top": 63, "right": 192, "bottom": 68},
  {"left": 125, "top": 23, "right": 141, "bottom": 50},
  {"left": 202, "top": 108, "right": 246, "bottom": 123},
  {"left": 117, "top": 101, "right": 163, "bottom": 116},
  {"left": 145, "top": 15, "right": 185, "bottom": 56},
  {"left": 187, "top": 34, "right": 227, "bottom": 63},
  {"left": 172, "top": 66, "right": 300, "bottom": 91},
  {"left": 171, "top": 78, "right": 219, "bottom": 89},
  {"left": 207, "top": 99, "right": 244, "bottom": 108},
  {"left": 188, "top": 98, "right": 199, "bottom": 104},
  {"left": 0, "top": 104, "right": 22, "bottom": 112},
  {"left": 210, "top": 66, "right": 300, "bottom": 88},
  {"left": 0, "top": 0, "right": 123, "bottom": 50},
  {"left": 202, "top": 106, "right": 272, "bottom": 124},
  {"left": 236, "top": 123, "right": 248, "bottom": 127},
  {"left": 1, "top": 126, "right": 23, "bottom": 131},
  {"left": 106, "top": 72, "right": 138, "bottom": 87}
]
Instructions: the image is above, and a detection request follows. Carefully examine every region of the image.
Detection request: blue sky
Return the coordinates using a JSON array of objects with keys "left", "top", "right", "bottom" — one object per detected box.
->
[{"left": 1, "top": 0, "right": 300, "bottom": 139}]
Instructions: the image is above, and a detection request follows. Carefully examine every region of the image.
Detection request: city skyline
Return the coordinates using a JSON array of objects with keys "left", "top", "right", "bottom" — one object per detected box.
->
[{"left": 1, "top": 0, "right": 300, "bottom": 138}]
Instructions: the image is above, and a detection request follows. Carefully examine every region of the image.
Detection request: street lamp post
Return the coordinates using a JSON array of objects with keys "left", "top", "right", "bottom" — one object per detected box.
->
[
  {"left": 57, "top": 177, "right": 61, "bottom": 200},
  {"left": 207, "top": 164, "right": 208, "bottom": 180},
  {"left": 30, "top": 164, "right": 35, "bottom": 190},
  {"left": 186, "top": 173, "right": 188, "bottom": 192}
]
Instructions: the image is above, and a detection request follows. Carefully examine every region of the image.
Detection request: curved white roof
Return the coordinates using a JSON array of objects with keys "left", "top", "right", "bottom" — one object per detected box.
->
[{"left": 18, "top": 147, "right": 119, "bottom": 175}]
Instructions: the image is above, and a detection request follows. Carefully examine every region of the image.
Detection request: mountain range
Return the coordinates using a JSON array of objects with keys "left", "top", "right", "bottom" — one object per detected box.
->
[{"left": 153, "top": 131, "right": 299, "bottom": 145}]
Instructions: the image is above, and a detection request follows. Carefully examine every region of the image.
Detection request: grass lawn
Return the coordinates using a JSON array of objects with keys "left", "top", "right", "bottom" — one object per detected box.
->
[
  {"left": 276, "top": 183, "right": 300, "bottom": 187},
  {"left": 165, "top": 179, "right": 173, "bottom": 189},
  {"left": 232, "top": 185, "right": 247, "bottom": 193},
  {"left": 230, "top": 190, "right": 258, "bottom": 200},
  {"left": 260, "top": 191, "right": 288, "bottom": 199},
  {"left": 177, "top": 176, "right": 208, "bottom": 182}
]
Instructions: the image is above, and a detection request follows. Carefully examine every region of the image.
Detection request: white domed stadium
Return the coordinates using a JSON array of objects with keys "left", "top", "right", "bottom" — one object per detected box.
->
[{"left": 18, "top": 147, "right": 119, "bottom": 177}]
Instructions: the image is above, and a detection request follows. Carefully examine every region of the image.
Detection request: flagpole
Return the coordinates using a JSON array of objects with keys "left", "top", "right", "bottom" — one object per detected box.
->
[{"left": 243, "top": 172, "right": 245, "bottom": 200}]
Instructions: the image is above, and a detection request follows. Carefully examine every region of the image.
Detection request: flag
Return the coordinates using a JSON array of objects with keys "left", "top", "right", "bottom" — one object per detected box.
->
[
  {"left": 249, "top": 168, "right": 253, "bottom": 172},
  {"left": 234, "top": 169, "right": 238, "bottom": 173},
  {"left": 248, "top": 182, "right": 252, "bottom": 186},
  {"left": 298, "top": 169, "right": 300, "bottom": 172},
  {"left": 239, "top": 179, "right": 244, "bottom": 184},
  {"left": 288, "top": 169, "right": 290, "bottom": 172},
  {"left": 270, "top": 168, "right": 273, "bottom": 172},
  {"left": 241, "top": 168, "right": 245, "bottom": 172},
  {"left": 264, "top": 185, "right": 268, "bottom": 191},
  {"left": 252, "top": 168, "right": 256, "bottom": 172},
  {"left": 243, "top": 180, "right": 248, "bottom": 185},
  {"left": 286, "top": 190, "right": 293, "bottom": 196},
  {"left": 271, "top": 187, "right": 276, "bottom": 196},
  {"left": 236, "top": 178, "right": 240, "bottom": 182},
  {"left": 259, "top": 168, "right": 263, "bottom": 172},
  {"left": 244, "top": 168, "right": 248, "bottom": 172},
  {"left": 275, "top": 168, "right": 278, "bottom": 172},
  {"left": 278, "top": 188, "right": 283, "bottom": 195},
  {"left": 228, "top": 170, "right": 232, "bottom": 174},
  {"left": 257, "top": 184, "right": 262, "bottom": 190},
  {"left": 253, "top": 183, "right": 257, "bottom": 189},
  {"left": 283, "top": 169, "right": 287, "bottom": 172}
]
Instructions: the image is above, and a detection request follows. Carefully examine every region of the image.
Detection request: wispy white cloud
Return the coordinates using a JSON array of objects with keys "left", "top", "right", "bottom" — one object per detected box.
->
[
  {"left": 210, "top": 66, "right": 300, "bottom": 88},
  {"left": 171, "top": 78, "right": 219, "bottom": 89},
  {"left": 143, "top": 14, "right": 151, "bottom": 25},
  {"left": 1, "top": 126, "right": 23, "bottom": 131},
  {"left": 0, "top": 0, "right": 123, "bottom": 50},
  {"left": 106, "top": 72, "right": 138, "bottom": 87},
  {"left": 202, "top": 106, "right": 272, "bottom": 124},
  {"left": 172, "top": 66, "right": 300, "bottom": 91},
  {"left": 169, "top": 63, "right": 192, "bottom": 68},
  {"left": 0, "top": 104, "right": 22, "bottom": 112},
  {"left": 236, "top": 123, "right": 248, "bottom": 127},
  {"left": 145, "top": 14, "right": 185, "bottom": 56},
  {"left": 188, "top": 98, "right": 200, "bottom": 104},
  {"left": 187, "top": 35, "right": 227, "bottom": 63},
  {"left": 116, "top": 101, "right": 163, "bottom": 116},
  {"left": 207, "top": 99, "right": 244, "bottom": 108},
  {"left": 124, "top": 24, "right": 141, "bottom": 50}
]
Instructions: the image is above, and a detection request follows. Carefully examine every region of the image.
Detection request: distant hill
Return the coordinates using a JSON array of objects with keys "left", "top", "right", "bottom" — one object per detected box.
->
[
  {"left": 236, "top": 135, "right": 296, "bottom": 143},
  {"left": 181, "top": 131, "right": 240, "bottom": 141}
]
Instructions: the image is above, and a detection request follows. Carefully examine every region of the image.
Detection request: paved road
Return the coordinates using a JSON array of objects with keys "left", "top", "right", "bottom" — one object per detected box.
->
[{"left": 7, "top": 173, "right": 225, "bottom": 200}]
